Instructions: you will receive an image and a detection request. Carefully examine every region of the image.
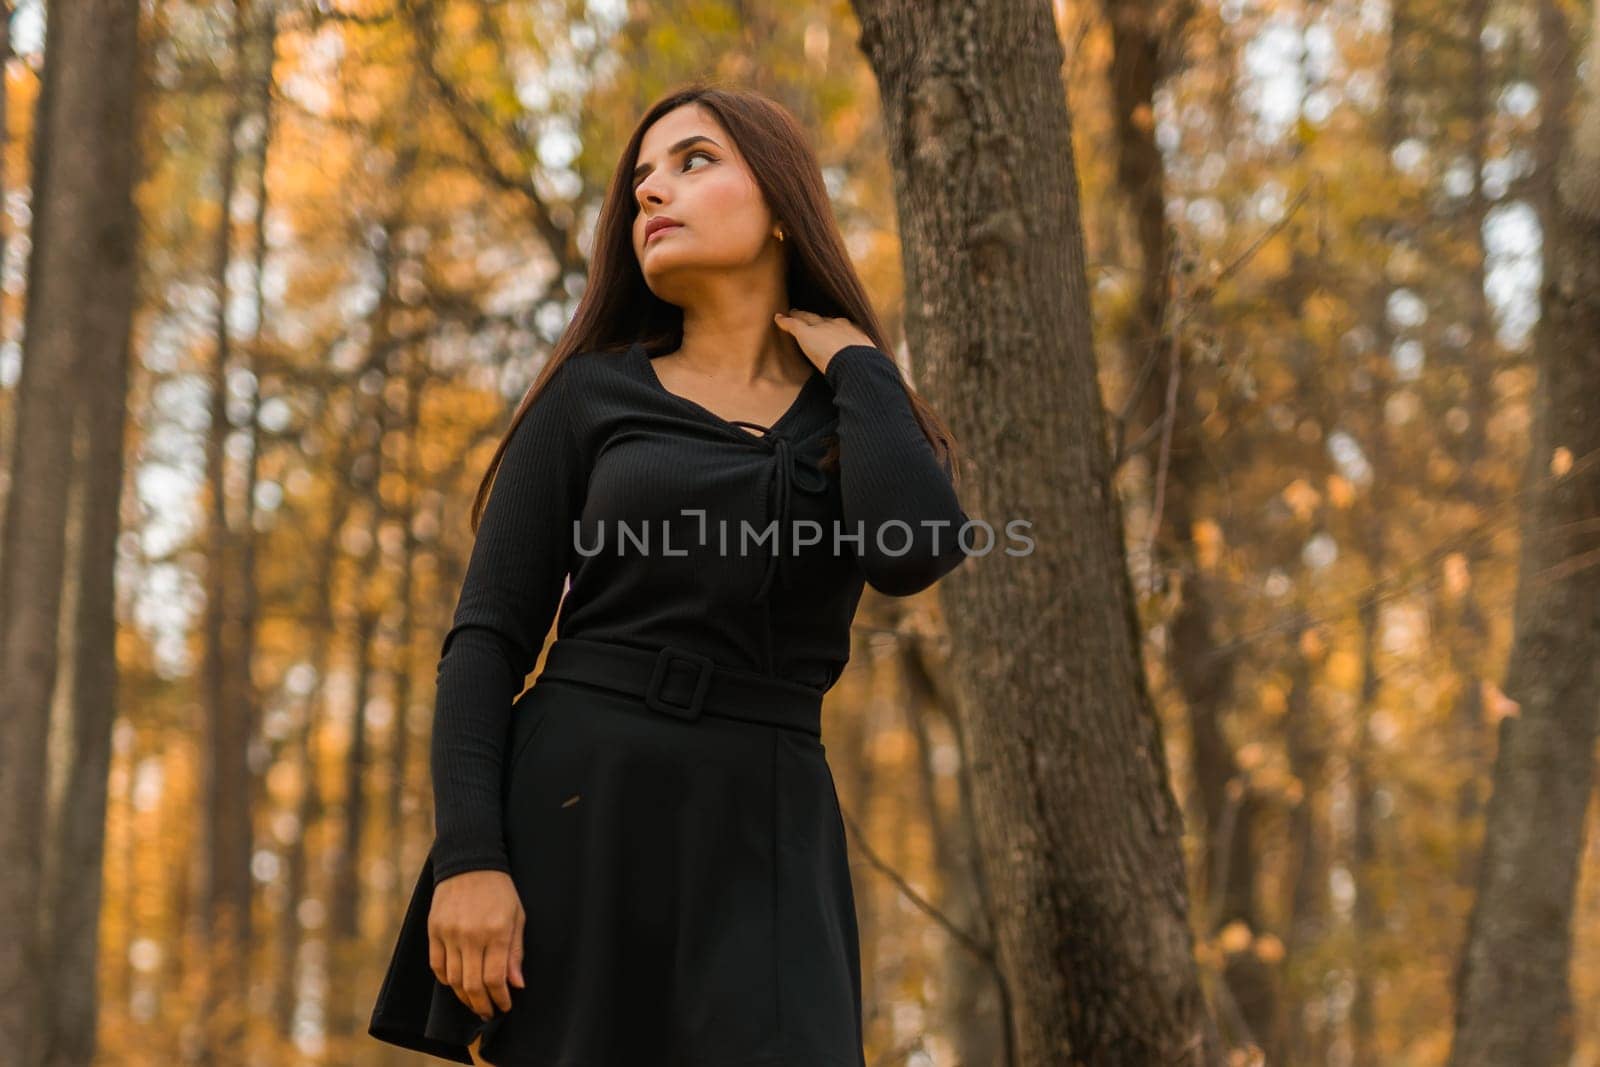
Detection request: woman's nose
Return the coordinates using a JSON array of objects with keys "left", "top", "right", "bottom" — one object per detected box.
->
[{"left": 636, "top": 177, "right": 667, "bottom": 207}]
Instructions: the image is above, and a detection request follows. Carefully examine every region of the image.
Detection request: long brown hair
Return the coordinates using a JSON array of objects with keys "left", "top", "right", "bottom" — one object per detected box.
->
[{"left": 469, "top": 80, "right": 961, "bottom": 534}]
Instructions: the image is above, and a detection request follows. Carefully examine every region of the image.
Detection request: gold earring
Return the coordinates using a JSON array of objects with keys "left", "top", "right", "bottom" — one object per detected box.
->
[{"left": 776, "top": 228, "right": 785, "bottom": 242}]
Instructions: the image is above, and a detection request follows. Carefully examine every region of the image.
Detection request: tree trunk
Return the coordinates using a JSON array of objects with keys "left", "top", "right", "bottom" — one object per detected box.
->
[
  {"left": 0, "top": 1, "right": 141, "bottom": 1059},
  {"left": 196, "top": 1, "right": 261, "bottom": 1059},
  {"left": 900, "top": 629, "right": 1007, "bottom": 1063},
  {"left": 271, "top": 491, "right": 349, "bottom": 1041},
  {"left": 1278, "top": 615, "right": 1331, "bottom": 1065},
  {"left": 1443, "top": 0, "right": 1496, "bottom": 887},
  {"left": 43, "top": 13, "right": 142, "bottom": 1053},
  {"left": 848, "top": 2, "right": 1221, "bottom": 1061},
  {"left": 0, "top": 0, "right": 14, "bottom": 514},
  {"left": 1099, "top": 0, "right": 1275, "bottom": 1054},
  {"left": 43, "top": 248, "right": 137, "bottom": 1067},
  {"left": 1448, "top": 3, "right": 1598, "bottom": 1064}
]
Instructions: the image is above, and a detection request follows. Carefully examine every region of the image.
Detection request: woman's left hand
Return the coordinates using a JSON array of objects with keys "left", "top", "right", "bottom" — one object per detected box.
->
[{"left": 774, "top": 309, "right": 875, "bottom": 374}]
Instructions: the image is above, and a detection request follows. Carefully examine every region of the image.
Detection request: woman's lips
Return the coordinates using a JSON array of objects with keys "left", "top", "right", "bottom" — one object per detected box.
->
[{"left": 646, "top": 223, "right": 682, "bottom": 242}]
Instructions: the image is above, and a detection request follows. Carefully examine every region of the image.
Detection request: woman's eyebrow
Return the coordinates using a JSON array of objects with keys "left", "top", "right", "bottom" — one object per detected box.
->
[{"left": 632, "top": 135, "right": 723, "bottom": 185}]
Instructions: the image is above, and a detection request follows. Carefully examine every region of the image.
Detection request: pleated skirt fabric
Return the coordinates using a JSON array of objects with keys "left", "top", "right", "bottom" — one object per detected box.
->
[{"left": 369, "top": 676, "right": 866, "bottom": 1067}]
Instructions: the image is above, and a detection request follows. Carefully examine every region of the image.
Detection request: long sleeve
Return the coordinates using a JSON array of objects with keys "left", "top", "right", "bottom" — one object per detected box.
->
[
  {"left": 429, "top": 363, "right": 586, "bottom": 882},
  {"left": 824, "top": 344, "right": 969, "bottom": 596}
]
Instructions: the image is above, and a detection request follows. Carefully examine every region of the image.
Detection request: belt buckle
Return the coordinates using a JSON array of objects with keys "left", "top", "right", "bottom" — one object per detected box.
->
[{"left": 645, "top": 646, "right": 714, "bottom": 721}]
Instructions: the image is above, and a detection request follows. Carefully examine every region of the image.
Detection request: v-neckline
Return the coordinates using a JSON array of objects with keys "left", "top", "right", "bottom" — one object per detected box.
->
[{"left": 632, "top": 341, "right": 822, "bottom": 441}]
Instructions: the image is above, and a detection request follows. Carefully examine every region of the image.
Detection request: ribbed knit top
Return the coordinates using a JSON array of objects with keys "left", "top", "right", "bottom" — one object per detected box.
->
[{"left": 429, "top": 341, "right": 969, "bottom": 881}]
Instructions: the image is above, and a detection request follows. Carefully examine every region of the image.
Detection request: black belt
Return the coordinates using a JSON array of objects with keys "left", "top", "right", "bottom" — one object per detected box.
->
[{"left": 536, "top": 637, "right": 824, "bottom": 737}]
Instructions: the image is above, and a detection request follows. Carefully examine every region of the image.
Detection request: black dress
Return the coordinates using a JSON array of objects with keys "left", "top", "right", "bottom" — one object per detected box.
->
[{"left": 369, "top": 341, "right": 969, "bottom": 1066}]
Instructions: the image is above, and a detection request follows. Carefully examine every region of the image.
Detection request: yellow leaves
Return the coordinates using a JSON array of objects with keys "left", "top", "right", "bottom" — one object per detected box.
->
[
  {"left": 1281, "top": 774, "right": 1305, "bottom": 806},
  {"left": 1427, "top": 450, "right": 1460, "bottom": 487},
  {"left": 830, "top": 104, "right": 863, "bottom": 144},
  {"left": 264, "top": 760, "right": 302, "bottom": 807},
  {"left": 1218, "top": 920, "right": 1253, "bottom": 953},
  {"left": 650, "top": 21, "right": 687, "bottom": 57},
  {"left": 1250, "top": 764, "right": 1304, "bottom": 804},
  {"left": 1300, "top": 289, "right": 1343, "bottom": 334},
  {"left": 1325, "top": 648, "right": 1362, "bottom": 689},
  {"left": 1253, "top": 933, "right": 1285, "bottom": 964},
  {"left": 1481, "top": 679, "right": 1520, "bottom": 725},
  {"left": 440, "top": 2, "right": 479, "bottom": 38},
  {"left": 1442, "top": 552, "right": 1472, "bottom": 598},
  {"left": 1192, "top": 518, "right": 1225, "bottom": 569},
  {"left": 868, "top": 728, "right": 911, "bottom": 766},
  {"left": 1199, "top": 923, "right": 1285, "bottom": 984},
  {"left": 1385, "top": 241, "right": 1425, "bottom": 285},
  {"left": 1251, "top": 230, "right": 1293, "bottom": 278},
  {"left": 1281, "top": 478, "right": 1321, "bottom": 520},
  {"left": 1294, "top": 115, "right": 1319, "bottom": 147},
  {"left": 1259, "top": 684, "right": 1287, "bottom": 719}
]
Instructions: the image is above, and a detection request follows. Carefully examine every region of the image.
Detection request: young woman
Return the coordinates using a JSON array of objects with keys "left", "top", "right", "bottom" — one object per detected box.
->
[{"left": 369, "top": 82, "right": 969, "bottom": 1066}]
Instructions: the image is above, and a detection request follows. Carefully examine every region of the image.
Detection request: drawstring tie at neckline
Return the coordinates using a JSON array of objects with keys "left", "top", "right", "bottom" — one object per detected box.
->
[{"left": 746, "top": 431, "right": 829, "bottom": 603}]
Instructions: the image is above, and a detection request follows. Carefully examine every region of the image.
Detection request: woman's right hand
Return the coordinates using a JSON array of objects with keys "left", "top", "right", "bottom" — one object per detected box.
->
[{"left": 428, "top": 869, "right": 526, "bottom": 1020}]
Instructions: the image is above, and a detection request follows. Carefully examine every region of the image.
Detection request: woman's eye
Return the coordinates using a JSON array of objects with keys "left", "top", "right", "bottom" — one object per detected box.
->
[
  {"left": 633, "top": 147, "right": 716, "bottom": 194},
  {"left": 635, "top": 150, "right": 714, "bottom": 194}
]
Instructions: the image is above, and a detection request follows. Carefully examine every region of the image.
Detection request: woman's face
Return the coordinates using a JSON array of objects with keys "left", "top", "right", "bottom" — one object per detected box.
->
[{"left": 630, "top": 103, "right": 780, "bottom": 302}]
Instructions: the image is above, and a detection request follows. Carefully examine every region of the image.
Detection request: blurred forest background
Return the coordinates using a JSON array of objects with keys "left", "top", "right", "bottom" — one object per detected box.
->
[{"left": 1, "top": 0, "right": 1599, "bottom": 1065}]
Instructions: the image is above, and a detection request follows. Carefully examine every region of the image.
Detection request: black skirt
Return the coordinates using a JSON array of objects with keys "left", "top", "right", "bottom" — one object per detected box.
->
[{"left": 369, "top": 640, "right": 866, "bottom": 1066}]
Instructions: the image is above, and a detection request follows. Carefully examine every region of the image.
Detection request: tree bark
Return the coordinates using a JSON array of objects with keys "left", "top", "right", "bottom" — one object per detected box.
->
[
  {"left": 900, "top": 628, "right": 1008, "bottom": 1064},
  {"left": 1448, "top": 3, "right": 1599, "bottom": 1064},
  {"left": 196, "top": 1, "right": 263, "bottom": 1058},
  {"left": 1098, "top": 0, "right": 1274, "bottom": 1054},
  {"left": 848, "top": 1, "right": 1221, "bottom": 1061},
  {"left": 0, "top": 1, "right": 141, "bottom": 1060}
]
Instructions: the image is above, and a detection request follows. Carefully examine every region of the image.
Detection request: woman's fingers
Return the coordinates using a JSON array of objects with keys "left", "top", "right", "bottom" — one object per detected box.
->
[
  {"left": 428, "top": 870, "right": 524, "bottom": 1020},
  {"left": 446, "top": 941, "right": 471, "bottom": 1016},
  {"left": 484, "top": 930, "right": 514, "bottom": 1013},
  {"left": 509, "top": 905, "right": 527, "bottom": 989},
  {"left": 461, "top": 940, "right": 493, "bottom": 1019},
  {"left": 440, "top": 932, "right": 497, "bottom": 1020},
  {"left": 445, "top": 937, "right": 490, "bottom": 1020},
  {"left": 428, "top": 930, "right": 446, "bottom": 986}
]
